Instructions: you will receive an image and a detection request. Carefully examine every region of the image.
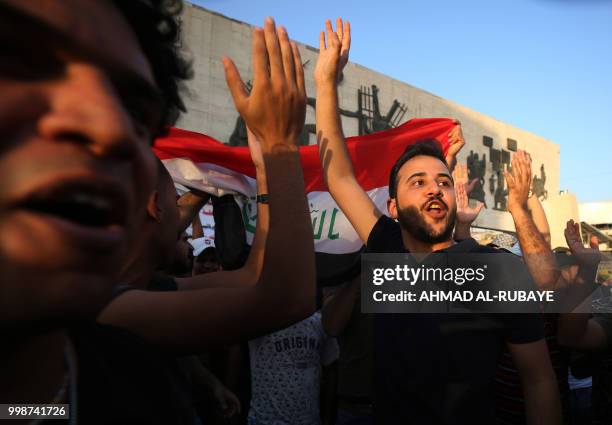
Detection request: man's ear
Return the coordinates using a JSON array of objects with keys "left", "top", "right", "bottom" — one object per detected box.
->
[
  {"left": 387, "top": 197, "right": 398, "bottom": 219},
  {"left": 146, "top": 191, "right": 163, "bottom": 222}
]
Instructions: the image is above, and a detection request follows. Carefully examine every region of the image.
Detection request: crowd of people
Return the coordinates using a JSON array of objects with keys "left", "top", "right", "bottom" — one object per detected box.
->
[{"left": 1, "top": 1, "right": 610, "bottom": 424}]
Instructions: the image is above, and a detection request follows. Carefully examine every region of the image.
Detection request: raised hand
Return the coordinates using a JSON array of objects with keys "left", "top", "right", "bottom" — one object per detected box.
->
[
  {"left": 335, "top": 18, "right": 351, "bottom": 81},
  {"left": 504, "top": 150, "right": 532, "bottom": 213},
  {"left": 314, "top": 18, "right": 351, "bottom": 85},
  {"left": 445, "top": 122, "right": 465, "bottom": 172},
  {"left": 222, "top": 18, "right": 306, "bottom": 151},
  {"left": 455, "top": 180, "right": 484, "bottom": 226},
  {"left": 565, "top": 219, "right": 601, "bottom": 267}
]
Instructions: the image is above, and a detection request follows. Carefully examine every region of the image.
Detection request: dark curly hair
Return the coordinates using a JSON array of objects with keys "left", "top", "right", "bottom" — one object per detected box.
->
[{"left": 112, "top": 0, "right": 192, "bottom": 130}]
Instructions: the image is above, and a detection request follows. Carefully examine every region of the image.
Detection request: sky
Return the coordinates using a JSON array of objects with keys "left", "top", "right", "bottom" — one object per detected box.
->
[{"left": 193, "top": 0, "right": 612, "bottom": 203}]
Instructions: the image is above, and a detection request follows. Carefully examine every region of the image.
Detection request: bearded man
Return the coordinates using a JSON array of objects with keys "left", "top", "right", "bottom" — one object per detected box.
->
[{"left": 313, "top": 18, "right": 562, "bottom": 425}]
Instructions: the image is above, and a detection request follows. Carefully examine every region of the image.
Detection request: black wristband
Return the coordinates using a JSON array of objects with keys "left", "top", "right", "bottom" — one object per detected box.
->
[{"left": 255, "top": 194, "right": 269, "bottom": 204}]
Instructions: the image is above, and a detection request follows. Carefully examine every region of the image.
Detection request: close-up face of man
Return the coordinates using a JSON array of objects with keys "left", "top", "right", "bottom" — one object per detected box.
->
[
  {"left": 390, "top": 154, "right": 457, "bottom": 244},
  {"left": 0, "top": 0, "right": 160, "bottom": 327}
]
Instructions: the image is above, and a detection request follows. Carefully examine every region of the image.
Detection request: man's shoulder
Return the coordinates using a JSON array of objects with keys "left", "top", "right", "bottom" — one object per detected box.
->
[
  {"left": 455, "top": 241, "right": 526, "bottom": 268},
  {"left": 288, "top": 312, "right": 323, "bottom": 337},
  {"left": 454, "top": 240, "right": 500, "bottom": 254},
  {"left": 366, "top": 215, "right": 403, "bottom": 253}
]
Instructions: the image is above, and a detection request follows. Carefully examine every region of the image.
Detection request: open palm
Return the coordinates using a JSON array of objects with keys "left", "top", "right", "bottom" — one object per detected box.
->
[
  {"left": 314, "top": 18, "right": 351, "bottom": 84},
  {"left": 455, "top": 181, "right": 484, "bottom": 225},
  {"left": 565, "top": 219, "right": 601, "bottom": 266}
]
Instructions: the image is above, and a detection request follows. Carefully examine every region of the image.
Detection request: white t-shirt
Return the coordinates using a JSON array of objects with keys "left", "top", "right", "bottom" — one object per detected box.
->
[{"left": 247, "top": 311, "right": 339, "bottom": 425}]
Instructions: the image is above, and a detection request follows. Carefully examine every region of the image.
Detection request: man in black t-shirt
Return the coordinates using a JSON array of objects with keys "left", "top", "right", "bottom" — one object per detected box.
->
[
  {"left": 313, "top": 18, "right": 561, "bottom": 425},
  {"left": 366, "top": 215, "right": 556, "bottom": 424}
]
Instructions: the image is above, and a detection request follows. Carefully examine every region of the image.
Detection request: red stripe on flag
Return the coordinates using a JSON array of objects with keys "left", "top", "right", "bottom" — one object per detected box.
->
[{"left": 153, "top": 118, "right": 455, "bottom": 192}]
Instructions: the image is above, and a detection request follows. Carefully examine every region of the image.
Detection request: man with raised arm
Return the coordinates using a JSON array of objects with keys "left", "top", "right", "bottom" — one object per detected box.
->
[
  {"left": 494, "top": 152, "right": 570, "bottom": 425},
  {"left": 505, "top": 150, "right": 560, "bottom": 290},
  {"left": 99, "top": 17, "right": 316, "bottom": 350},
  {"left": 314, "top": 19, "right": 464, "bottom": 245},
  {"left": 314, "top": 18, "right": 561, "bottom": 425},
  {"left": 456, "top": 150, "right": 561, "bottom": 290}
]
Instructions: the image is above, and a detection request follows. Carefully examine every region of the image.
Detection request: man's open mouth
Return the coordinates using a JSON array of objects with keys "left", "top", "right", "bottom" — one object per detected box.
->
[
  {"left": 423, "top": 199, "right": 447, "bottom": 218},
  {"left": 16, "top": 180, "right": 128, "bottom": 229}
]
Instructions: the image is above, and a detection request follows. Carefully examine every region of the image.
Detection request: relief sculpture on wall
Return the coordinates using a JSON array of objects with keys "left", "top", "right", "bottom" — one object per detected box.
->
[
  {"left": 228, "top": 80, "right": 407, "bottom": 146},
  {"left": 468, "top": 136, "right": 548, "bottom": 212}
]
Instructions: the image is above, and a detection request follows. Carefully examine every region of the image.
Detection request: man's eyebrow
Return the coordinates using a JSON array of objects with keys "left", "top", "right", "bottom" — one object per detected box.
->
[
  {"left": 406, "top": 172, "right": 454, "bottom": 183},
  {"left": 407, "top": 172, "right": 427, "bottom": 180},
  {"left": 0, "top": 3, "right": 69, "bottom": 43},
  {"left": 0, "top": 2, "right": 162, "bottom": 103},
  {"left": 112, "top": 69, "right": 164, "bottom": 106}
]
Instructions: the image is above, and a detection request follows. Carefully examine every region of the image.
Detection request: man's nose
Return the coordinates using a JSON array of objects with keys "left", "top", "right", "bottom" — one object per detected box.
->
[
  {"left": 37, "top": 63, "right": 138, "bottom": 160},
  {"left": 426, "top": 180, "right": 443, "bottom": 198}
]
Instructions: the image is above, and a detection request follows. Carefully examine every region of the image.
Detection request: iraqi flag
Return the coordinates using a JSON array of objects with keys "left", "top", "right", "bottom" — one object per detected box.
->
[{"left": 154, "top": 118, "right": 455, "bottom": 285}]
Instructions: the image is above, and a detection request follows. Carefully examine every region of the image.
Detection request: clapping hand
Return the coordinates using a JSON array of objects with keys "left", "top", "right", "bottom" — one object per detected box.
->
[
  {"left": 504, "top": 150, "right": 532, "bottom": 213},
  {"left": 565, "top": 219, "right": 601, "bottom": 267}
]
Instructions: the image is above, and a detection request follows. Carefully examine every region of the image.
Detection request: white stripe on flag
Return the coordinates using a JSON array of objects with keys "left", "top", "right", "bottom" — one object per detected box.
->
[
  {"left": 162, "top": 158, "right": 254, "bottom": 197},
  {"left": 237, "top": 189, "right": 390, "bottom": 254},
  {"left": 163, "top": 158, "right": 393, "bottom": 255}
]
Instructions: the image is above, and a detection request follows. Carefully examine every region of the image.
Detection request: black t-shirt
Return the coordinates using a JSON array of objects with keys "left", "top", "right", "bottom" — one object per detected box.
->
[
  {"left": 335, "top": 292, "right": 374, "bottom": 402},
  {"left": 148, "top": 274, "right": 179, "bottom": 292},
  {"left": 61, "top": 278, "right": 192, "bottom": 424},
  {"left": 367, "top": 216, "right": 544, "bottom": 425},
  {"left": 57, "top": 322, "right": 195, "bottom": 425}
]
